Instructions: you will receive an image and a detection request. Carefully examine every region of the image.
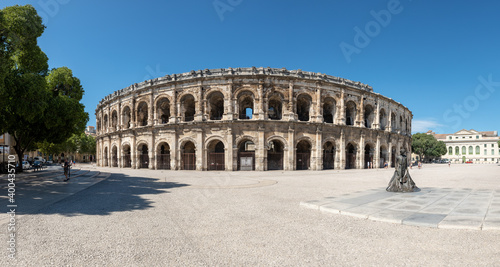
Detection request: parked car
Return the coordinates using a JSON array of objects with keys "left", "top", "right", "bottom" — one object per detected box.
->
[
  {"left": 33, "top": 157, "right": 46, "bottom": 163},
  {"left": 32, "top": 161, "right": 43, "bottom": 171},
  {"left": 465, "top": 160, "right": 473, "bottom": 164},
  {"left": 22, "top": 161, "right": 31, "bottom": 170}
]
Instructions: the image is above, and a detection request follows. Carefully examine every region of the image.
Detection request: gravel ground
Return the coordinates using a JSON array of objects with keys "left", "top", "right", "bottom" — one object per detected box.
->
[{"left": 2, "top": 163, "right": 500, "bottom": 266}]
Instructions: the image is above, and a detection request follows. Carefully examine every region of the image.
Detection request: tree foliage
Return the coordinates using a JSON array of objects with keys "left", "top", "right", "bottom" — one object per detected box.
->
[
  {"left": 411, "top": 133, "right": 447, "bottom": 162},
  {"left": 0, "top": 5, "right": 88, "bottom": 170}
]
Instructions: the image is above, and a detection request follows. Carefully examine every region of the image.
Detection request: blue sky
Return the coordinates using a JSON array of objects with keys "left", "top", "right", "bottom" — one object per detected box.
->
[{"left": 3, "top": 0, "right": 499, "bottom": 134}]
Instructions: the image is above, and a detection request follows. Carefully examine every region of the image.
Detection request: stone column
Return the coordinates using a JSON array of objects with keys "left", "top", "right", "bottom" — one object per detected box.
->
[
  {"left": 227, "top": 127, "right": 234, "bottom": 171},
  {"left": 287, "top": 82, "right": 295, "bottom": 121},
  {"left": 131, "top": 135, "right": 136, "bottom": 169},
  {"left": 359, "top": 132, "right": 365, "bottom": 169},
  {"left": 149, "top": 92, "right": 154, "bottom": 126},
  {"left": 256, "top": 125, "right": 265, "bottom": 171},
  {"left": 357, "top": 95, "right": 364, "bottom": 127},
  {"left": 149, "top": 133, "right": 154, "bottom": 169},
  {"left": 224, "top": 84, "right": 234, "bottom": 120},
  {"left": 172, "top": 129, "right": 178, "bottom": 170},
  {"left": 374, "top": 98, "right": 380, "bottom": 130},
  {"left": 118, "top": 102, "right": 122, "bottom": 131},
  {"left": 287, "top": 126, "right": 295, "bottom": 171},
  {"left": 338, "top": 89, "right": 346, "bottom": 125},
  {"left": 339, "top": 129, "right": 345, "bottom": 169},
  {"left": 257, "top": 83, "right": 265, "bottom": 120},
  {"left": 131, "top": 96, "right": 136, "bottom": 128},
  {"left": 388, "top": 141, "right": 393, "bottom": 168},
  {"left": 195, "top": 85, "right": 204, "bottom": 122},
  {"left": 118, "top": 136, "right": 122, "bottom": 168},
  {"left": 375, "top": 134, "right": 380, "bottom": 168},
  {"left": 314, "top": 126, "right": 322, "bottom": 170},
  {"left": 196, "top": 129, "right": 204, "bottom": 171}
]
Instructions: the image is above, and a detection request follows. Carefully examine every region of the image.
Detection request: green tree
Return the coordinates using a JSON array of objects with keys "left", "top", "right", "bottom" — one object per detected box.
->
[
  {"left": 0, "top": 5, "right": 88, "bottom": 171},
  {"left": 411, "top": 133, "right": 447, "bottom": 162}
]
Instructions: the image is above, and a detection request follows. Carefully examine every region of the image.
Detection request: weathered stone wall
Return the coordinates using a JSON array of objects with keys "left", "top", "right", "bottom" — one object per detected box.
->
[{"left": 95, "top": 67, "right": 412, "bottom": 171}]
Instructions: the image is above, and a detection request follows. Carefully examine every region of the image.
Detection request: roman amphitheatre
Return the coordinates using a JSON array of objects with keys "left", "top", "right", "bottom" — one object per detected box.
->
[{"left": 95, "top": 67, "right": 412, "bottom": 171}]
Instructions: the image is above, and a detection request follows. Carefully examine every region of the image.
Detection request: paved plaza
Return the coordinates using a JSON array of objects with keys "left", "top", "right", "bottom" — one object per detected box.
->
[{"left": 1, "top": 163, "right": 500, "bottom": 266}]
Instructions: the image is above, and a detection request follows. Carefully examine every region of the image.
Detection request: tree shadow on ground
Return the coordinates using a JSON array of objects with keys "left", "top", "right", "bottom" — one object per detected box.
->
[{"left": 5, "top": 173, "right": 189, "bottom": 217}]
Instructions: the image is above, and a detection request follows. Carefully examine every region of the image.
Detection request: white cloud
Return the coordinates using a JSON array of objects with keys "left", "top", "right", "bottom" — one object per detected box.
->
[{"left": 412, "top": 119, "right": 444, "bottom": 133}]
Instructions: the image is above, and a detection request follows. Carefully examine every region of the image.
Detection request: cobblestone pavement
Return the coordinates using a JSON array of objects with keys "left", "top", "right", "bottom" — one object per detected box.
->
[{"left": 1, "top": 163, "right": 499, "bottom": 266}]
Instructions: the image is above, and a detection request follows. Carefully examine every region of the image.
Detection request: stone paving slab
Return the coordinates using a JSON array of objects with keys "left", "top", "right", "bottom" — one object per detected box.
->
[{"left": 300, "top": 187, "right": 500, "bottom": 230}]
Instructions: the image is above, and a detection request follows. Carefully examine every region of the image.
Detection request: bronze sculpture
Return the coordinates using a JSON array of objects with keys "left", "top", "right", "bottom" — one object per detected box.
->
[{"left": 386, "top": 148, "right": 419, "bottom": 192}]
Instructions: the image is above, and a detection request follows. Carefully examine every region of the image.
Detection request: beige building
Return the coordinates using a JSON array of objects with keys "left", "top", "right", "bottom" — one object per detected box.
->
[
  {"left": 430, "top": 129, "right": 500, "bottom": 163},
  {"left": 0, "top": 133, "right": 14, "bottom": 162},
  {"left": 95, "top": 67, "right": 412, "bottom": 171}
]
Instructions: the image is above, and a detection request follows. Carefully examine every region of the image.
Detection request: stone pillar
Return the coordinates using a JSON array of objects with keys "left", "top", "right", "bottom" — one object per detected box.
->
[
  {"left": 339, "top": 129, "right": 345, "bottom": 169},
  {"left": 227, "top": 128, "right": 234, "bottom": 171},
  {"left": 196, "top": 130, "right": 204, "bottom": 171},
  {"left": 118, "top": 102, "right": 122, "bottom": 131},
  {"left": 375, "top": 134, "right": 380, "bottom": 168},
  {"left": 313, "top": 84, "right": 322, "bottom": 123},
  {"left": 131, "top": 96, "right": 136, "bottom": 128},
  {"left": 131, "top": 135, "right": 136, "bottom": 169},
  {"left": 374, "top": 98, "right": 380, "bottom": 130},
  {"left": 388, "top": 141, "right": 393, "bottom": 168},
  {"left": 314, "top": 126, "right": 322, "bottom": 170},
  {"left": 338, "top": 89, "right": 345, "bottom": 125},
  {"left": 118, "top": 136, "right": 122, "bottom": 168},
  {"left": 287, "top": 126, "right": 295, "bottom": 171},
  {"left": 224, "top": 84, "right": 234, "bottom": 120},
  {"left": 287, "top": 82, "right": 295, "bottom": 121},
  {"left": 195, "top": 86, "right": 204, "bottom": 122},
  {"left": 256, "top": 125, "right": 265, "bottom": 171},
  {"left": 149, "top": 93, "right": 154, "bottom": 126},
  {"left": 149, "top": 134, "right": 154, "bottom": 169},
  {"left": 357, "top": 95, "right": 364, "bottom": 127},
  {"left": 257, "top": 83, "right": 265, "bottom": 120},
  {"left": 359, "top": 132, "right": 365, "bottom": 169},
  {"left": 172, "top": 129, "right": 178, "bottom": 170}
]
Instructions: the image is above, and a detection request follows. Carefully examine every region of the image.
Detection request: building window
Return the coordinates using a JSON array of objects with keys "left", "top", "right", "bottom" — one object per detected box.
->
[
  {"left": 484, "top": 150, "right": 487, "bottom": 155},
  {"left": 448, "top": 147, "right": 453, "bottom": 155},
  {"left": 469, "top": 146, "right": 473, "bottom": 155},
  {"left": 469, "top": 136, "right": 472, "bottom": 138},
  {"left": 455, "top": 147, "right": 459, "bottom": 155},
  {"left": 492, "top": 149, "right": 495, "bottom": 155},
  {"left": 492, "top": 144, "right": 495, "bottom": 148},
  {"left": 449, "top": 136, "right": 452, "bottom": 140},
  {"left": 476, "top": 146, "right": 480, "bottom": 155},
  {"left": 476, "top": 135, "right": 479, "bottom": 139},
  {"left": 456, "top": 137, "right": 459, "bottom": 139},
  {"left": 462, "top": 146, "right": 466, "bottom": 155}
]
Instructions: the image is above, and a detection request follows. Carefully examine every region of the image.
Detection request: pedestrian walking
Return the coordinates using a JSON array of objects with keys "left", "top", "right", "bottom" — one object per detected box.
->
[{"left": 63, "top": 160, "right": 70, "bottom": 181}]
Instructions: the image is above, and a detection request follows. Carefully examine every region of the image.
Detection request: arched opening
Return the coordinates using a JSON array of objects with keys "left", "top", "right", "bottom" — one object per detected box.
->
[
  {"left": 103, "top": 147, "right": 108, "bottom": 166},
  {"left": 122, "top": 145, "right": 131, "bottom": 168},
  {"left": 237, "top": 140, "right": 255, "bottom": 170},
  {"left": 157, "top": 98, "right": 170, "bottom": 124},
  {"left": 380, "top": 145, "right": 388, "bottom": 168},
  {"left": 181, "top": 94, "right": 196, "bottom": 122},
  {"left": 267, "top": 140, "right": 284, "bottom": 170},
  {"left": 238, "top": 91, "right": 254, "bottom": 119},
  {"left": 207, "top": 140, "right": 225, "bottom": 170},
  {"left": 462, "top": 146, "right": 466, "bottom": 155},
  {"left": 475, "top": 146, "right": 480, "bottom": 155},
  {"left": 379, "top": 109, "right": 387, "bottom": 130},
  {"left": 103, "top": 114, "right": 108, "bottom": 131},
  {"left": 468, "top": 146, "right": 473, "bottom": 155},
  {"left": 157, "top": 143, "right": 170, "bottom": 170},
  {"left": 364, "top": 105, "right": 374, "bottom": 128},
  {"left": 111, "top": 110, "right": 118, "bottom": 130},
  {"left": 207, "top": 91, "right": 224, "bottom": 120},
  {"left": 268, "top": 93, "right": 283, "bottom": 120},
  {"left": 139, "top": 144, "right": 149, "bottom": 169},
  {"left": 391, "top": 112, "right": 396, "bottom": 132},
  {"left": 345, "top": 143, "right": 356, "bottom": 169},
  {"left": 137, "top": 102, "right": 148, "bottom": 126},
  {"left": 323, "top": 141, "right": 335, "bottom": 170},
  {"left": 296, "top": 94, "right": 312, "bottom": 122},
  {"left": 112, "top": 146, "right": 118, "bottom": 167},
  {"left": 323, "top": 98, "right": 336, "bottom": 123},
  {"left": 364, "top": 144, "right": 374, "bottom": 168},
  {"left": 455, "top": 146, "right": 459, "bottom": 155},
  {"left": 96, "top": 119, "right": 101, "bottom": 134},
  {"left": 399, "top": 116, "right": 403, "bottom": 132},
  {"left": 181, "top": 141, "right": 196, "bottom": 170},
  {"left": 345, "top": 101, "right": 357, "bottom": 126},
  {"left": 448, "top": 147, "right": 453, "bottom": 155},
  {"left": 296, "top": 140, "right": 311, "bottom": 170},
  {"left": 122, "top": 106, "right": 131, "bottom": 129}
]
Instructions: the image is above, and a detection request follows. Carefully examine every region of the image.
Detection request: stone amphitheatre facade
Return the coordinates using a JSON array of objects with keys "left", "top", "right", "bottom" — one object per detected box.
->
[{"left": 95, "top": 67, "right": 412, "bottom": 171}]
